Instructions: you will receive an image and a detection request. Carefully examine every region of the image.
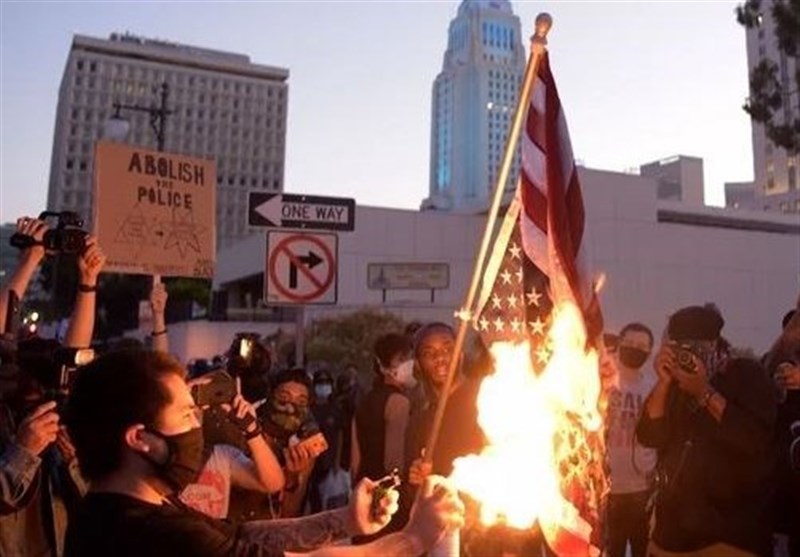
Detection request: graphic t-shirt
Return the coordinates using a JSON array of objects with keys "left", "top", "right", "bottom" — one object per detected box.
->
[
  {"left": 180, "top": 444, "right": 261, "bottom": 519},
  {"left": 606, "top": 368, "right": 657, "bottom": 494}
]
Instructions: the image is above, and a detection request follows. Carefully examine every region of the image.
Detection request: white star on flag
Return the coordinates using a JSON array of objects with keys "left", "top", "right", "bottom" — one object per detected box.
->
[
  {"left": 526, "top": 287, "right": 542, "bottom": 307},
  {"left": 500, "top": 269, "right": 513, "bottom": 285},
  {"left": 493, "top": 317, "right": 505, "bottom": 332},
  {"left": 530, "top": 317, "right": 546, "bottom": 336},
  {"left": 492, "top": 294, "right": 503, "bottom": 310},
  {"left": 509, "top": 242, "right": 522, "bottom": 260},
  {"left": 507, "top": 293, "right": 519, "bottom": 308}
]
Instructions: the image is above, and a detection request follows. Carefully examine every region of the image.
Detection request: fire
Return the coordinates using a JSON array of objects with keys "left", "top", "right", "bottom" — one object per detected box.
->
[{"left": 451, "top": 302, "right": 606, "bottom": 555}]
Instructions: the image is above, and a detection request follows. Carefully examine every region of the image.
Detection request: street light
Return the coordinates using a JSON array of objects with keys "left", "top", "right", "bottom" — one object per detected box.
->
[{"left": 103, "top": 82, "right": 171, "bottom": 152}]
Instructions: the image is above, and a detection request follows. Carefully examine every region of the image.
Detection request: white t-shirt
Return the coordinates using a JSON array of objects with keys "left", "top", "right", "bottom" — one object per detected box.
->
[
  {"left": 179, "top": 444, "right": 263, "bottom": 519},
  {"left": 606, "top": 367, "right": 658, "bottom": 494}
]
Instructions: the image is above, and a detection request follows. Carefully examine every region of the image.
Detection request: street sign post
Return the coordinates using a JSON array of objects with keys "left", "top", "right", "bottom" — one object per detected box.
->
[
  {"left": 265, "top": 231, "right": 338, "bottom": 305},
  {"left": 248, "top": 193, "right": 355, "bottom": 231}
]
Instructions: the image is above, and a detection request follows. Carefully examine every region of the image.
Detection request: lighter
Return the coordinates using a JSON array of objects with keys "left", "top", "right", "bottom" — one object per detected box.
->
[{"left": 370, "top": 468, "right": 401, "bottom": 521}]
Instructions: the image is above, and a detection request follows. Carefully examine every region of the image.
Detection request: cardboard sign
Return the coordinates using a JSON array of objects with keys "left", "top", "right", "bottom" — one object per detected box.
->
[{"left": 93, "top": 141, "right": 216, "bottom": 277}]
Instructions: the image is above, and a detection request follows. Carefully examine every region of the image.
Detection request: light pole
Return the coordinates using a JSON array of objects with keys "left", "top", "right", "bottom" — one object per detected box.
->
[{"left": 104, "top": 82, "right": 171, "bottom": 152}]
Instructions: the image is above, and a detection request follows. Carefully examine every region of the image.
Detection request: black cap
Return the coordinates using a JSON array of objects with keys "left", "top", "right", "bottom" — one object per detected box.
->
[
  {"left": 667, "top": 305, "right": 724, "bottom": 342},
  {"left": 313, "top": 369, "right": 333, "bottom": 385}
]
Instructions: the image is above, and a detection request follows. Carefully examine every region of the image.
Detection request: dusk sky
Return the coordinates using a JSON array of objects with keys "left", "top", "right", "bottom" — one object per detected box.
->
[{"left": 0, "top": 1, "right": 754, "bottom": 224}]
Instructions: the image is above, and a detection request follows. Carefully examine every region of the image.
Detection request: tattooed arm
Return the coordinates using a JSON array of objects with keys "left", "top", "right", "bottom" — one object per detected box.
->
[
  {"left": 286, "top": 532, "right": 424, "bottom": 557},
  {"left": 238, "top": 507, "right": 353, "bottom": 553},
  {"left": 238, "top": 476, "right": 464, "bottom": 557}
]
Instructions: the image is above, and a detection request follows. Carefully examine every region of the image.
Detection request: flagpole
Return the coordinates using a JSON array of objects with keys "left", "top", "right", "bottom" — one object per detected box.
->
[{"left": 423, "top": 13, "right": 553, "bottom": 465}]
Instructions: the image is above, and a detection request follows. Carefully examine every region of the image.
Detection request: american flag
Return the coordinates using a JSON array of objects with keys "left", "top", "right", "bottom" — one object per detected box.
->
[
  {"left": 475, "top": 50, "right": 602, "bottom": 354},
  {"left": 473, "top": 51, "right": 606, "bottom": 553}
]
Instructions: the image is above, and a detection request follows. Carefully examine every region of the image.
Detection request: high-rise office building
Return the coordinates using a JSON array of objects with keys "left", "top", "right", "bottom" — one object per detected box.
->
[
  {"left": 47, "top": 33, "right": 289, "bottom": 248},
  {"left": 423, "top": 0, "right": 526, "bottom": 212},
  {"left": 742, "top": 0, "right": 799, "bottom": 213}
]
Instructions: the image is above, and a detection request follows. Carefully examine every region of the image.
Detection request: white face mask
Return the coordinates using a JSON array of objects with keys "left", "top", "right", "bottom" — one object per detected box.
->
[
  {"left": 386, "top": 359, "right": 417, "bottom": 389},
  {"left": 315, "top": 384, "right": 333, "bottom": 399}
]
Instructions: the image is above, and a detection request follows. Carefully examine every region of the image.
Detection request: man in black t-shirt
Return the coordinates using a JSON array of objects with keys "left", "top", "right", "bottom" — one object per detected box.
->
[{"left": 64, "top": 350, "right": 465, "bottom": 557}]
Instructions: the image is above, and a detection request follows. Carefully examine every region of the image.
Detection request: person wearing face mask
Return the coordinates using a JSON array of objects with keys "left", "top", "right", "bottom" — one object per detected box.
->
[
  {"left": 604, "top": 323, "right": 656, "bottom": 557},
  {"left": 259, "top": 369, "right": 320, "bottom": 518},
  {"left": 307, "top": 370, "right": 345, "bottom": 513},
  {"left": 349, "top": 334, "right": 415, "bottom": 542},
  {"left": 352, "top": 334, "right": 415, "bottom": 485},
  {"left": 63, "top": 349, "right": 467, "bottom": 557},
  {"left": 636, "top": 305, "right": 777, "bottom": 557}
]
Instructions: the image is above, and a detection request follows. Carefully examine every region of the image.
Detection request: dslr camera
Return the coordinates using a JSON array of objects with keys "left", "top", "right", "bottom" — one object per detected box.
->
[
  {"left": 43, "top": 347, "right": 95, "bottom": 412},
  {"left": 669, "top": 341, "right": 704, "bottom": 374},
  {"left": 10, "top": 211, "right": 88, "bottom": 254}
]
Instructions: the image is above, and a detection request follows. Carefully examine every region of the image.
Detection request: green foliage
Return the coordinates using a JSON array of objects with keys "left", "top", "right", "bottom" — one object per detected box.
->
[
  {"left": 165, "top": 277, "right": 211, "bottom": 308},
  {"left": 302, "top": 309, "right": 408, "bottom": 377},
  {"left": 737, "top": 0, "right": 800, "bottom": 152}
]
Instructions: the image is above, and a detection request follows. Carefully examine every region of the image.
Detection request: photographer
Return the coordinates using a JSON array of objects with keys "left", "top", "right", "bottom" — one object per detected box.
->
[
  {"left": 636, "top": 305, "right": 777, "bottom": 557},
  {"left": 64, "top": 349, "right": 465, "bottom": 557},
  {"left": 0, "top": 214, "right": 104, "bottom": 557}
]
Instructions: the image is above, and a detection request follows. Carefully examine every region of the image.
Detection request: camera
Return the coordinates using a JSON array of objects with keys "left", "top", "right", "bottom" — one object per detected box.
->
[
  {"left": 10, "top": 211, "right": 88, "bottom": 254},
  {"left": 669, "top": 342, "right": 702, "bottom": 374},
  {"left": 16, "top": 345, "right": 95, "bottom": 417}
]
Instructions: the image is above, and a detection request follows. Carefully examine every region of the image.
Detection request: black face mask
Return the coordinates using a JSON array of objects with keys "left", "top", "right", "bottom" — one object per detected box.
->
[
  {"left": 618, "top": 346, "right": 649, "bottom": 370},
  {"left": 145, "top": 427, "right": 205, "bottom": 492}
]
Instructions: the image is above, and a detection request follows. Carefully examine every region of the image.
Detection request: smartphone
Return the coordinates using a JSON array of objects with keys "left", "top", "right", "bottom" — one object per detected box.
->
[
  {"left": 286, "top": 432, "right": 329, "bottom": 459},
  {"left": 192, "top": 370, "right": 237, "bottom": 406}
]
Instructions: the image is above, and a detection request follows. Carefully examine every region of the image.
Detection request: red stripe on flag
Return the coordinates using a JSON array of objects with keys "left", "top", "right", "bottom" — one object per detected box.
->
[
  {"left": 565, "top": 172, "right": 585, "bottom": 258},
  {"left": 520, "top": 171, "right": 548, "bottom": 233}
]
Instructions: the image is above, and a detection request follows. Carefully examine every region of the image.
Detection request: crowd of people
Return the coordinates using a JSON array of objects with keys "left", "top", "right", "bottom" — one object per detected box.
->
[{"left": 0, "top": 213, "right": 799, "bottom": 557}]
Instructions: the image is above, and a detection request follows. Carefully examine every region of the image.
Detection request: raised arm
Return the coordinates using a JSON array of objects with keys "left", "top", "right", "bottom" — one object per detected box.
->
[
  {"left": 149, "top": 280, "right": 169, "bottom": 353},
  {"left": 64, "top": 235, "right": 106, "bottom": 348},
  {"left": 226, "top": 395, "right": 285, "bottom": 493},
  {"left": 0, "top": 217, "right": 48, "bottom": 334}
]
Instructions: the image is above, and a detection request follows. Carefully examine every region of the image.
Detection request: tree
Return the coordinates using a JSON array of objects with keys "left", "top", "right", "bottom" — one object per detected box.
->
[
  {"left": 300, "top": 309, "right": 408, "bottom": 378},
  {"left": 737, "top": 0, "right": 800, "bottom": 152}
]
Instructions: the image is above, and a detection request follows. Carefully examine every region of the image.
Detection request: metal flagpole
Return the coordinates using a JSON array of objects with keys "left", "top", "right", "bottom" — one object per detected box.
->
[{"left": 422, "top": 13, "right": 553, "bottom": 465}]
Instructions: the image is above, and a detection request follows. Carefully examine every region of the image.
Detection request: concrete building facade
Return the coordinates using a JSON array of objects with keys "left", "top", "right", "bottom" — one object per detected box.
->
[
  {"left": 212, "top": 166, "right": 800, "bottom": 364},
  {"left": 640, "top": 155, "right": 705, "bottom": 207},
  {"left": 741, "top": 0, "right": 800, "bottom": 213},
  {"left": 423, "top": 0, "right": 526, "bottom": 212},
  {"left": 47, "top": 32, "right": 289, "bottom": 249}
]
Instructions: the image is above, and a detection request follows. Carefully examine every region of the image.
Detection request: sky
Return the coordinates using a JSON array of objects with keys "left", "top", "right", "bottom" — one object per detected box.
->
[{"left": 0, "top": 0, "right": 755, "bottom": 225}]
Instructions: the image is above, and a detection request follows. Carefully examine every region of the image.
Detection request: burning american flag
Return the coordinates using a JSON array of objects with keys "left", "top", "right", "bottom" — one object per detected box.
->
[{"left": 450, "top": 52, "right": 608, "bottom": 556}]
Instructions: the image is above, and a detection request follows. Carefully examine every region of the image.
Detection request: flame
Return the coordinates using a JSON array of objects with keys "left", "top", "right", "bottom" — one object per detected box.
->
[{"left": 451, "top": 302, "right": 606, "bottom": 555}]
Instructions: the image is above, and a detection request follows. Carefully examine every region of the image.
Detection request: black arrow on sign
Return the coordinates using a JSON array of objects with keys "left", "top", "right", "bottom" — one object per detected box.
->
[{"left": 289, "top": 251, "right": 324, "bottom": 289}]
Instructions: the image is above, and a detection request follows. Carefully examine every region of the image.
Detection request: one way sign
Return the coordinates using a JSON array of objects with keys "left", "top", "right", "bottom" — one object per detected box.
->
[{"left": 248, "top": 192, "right": 355, "bottom": 231}]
